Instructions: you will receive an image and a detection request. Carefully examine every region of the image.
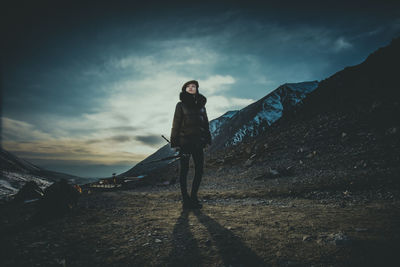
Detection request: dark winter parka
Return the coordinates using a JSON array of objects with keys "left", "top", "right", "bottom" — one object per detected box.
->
[{"left": 170, "top": 87, "right": 212, "bottom": 148}]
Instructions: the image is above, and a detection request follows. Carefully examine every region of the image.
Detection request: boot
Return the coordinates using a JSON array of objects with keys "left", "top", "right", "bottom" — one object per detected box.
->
[
  {"left": 190, "top": 194, "right": 203, "bottom": 209},
  {"left": 182, "top": 194, "right": 193, "bottom": 209}
]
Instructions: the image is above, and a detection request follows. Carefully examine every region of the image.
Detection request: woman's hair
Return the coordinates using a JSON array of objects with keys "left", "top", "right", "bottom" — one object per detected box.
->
[{"left": 181, "top": 80, "right": 199, "bottom": 93}]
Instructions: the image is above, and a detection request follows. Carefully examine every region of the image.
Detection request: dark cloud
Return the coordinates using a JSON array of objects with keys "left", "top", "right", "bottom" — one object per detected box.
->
[
  {"left": 85, "top": 139, "right": 101, "bottom": 145},
  {"left": 112, "top": 114, "right": 131, "bottom": 124},
  {"left": 134, "top": 135, "right": 165, "bottom": 147},
  {"left": 54, "top": 126, "right": 139, "bottom": 137},
  {"left": 85, "top": 135, "right": 134, "bottom": 144},
  {"left": 8, "top": 150, "right": 72, "bottom": 159},
  {"left": 109, "top": 135, "right": 133, "bottom": 143},
  {"left": 107, "top": 126, "right": 138, "bottom": 132},
  {"left": 73, "top": 148, "right": 91, "bottom": 153}
]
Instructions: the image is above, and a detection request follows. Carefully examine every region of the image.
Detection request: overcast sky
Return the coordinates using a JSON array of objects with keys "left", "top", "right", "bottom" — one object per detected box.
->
[{"left": 1, "top": 0, "right": 399, "bottom": 177}]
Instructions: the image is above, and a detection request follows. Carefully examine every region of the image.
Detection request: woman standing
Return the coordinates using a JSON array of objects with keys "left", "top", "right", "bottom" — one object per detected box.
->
[{"left": 170, "top": 80, "right": 212, "bottom": 209}]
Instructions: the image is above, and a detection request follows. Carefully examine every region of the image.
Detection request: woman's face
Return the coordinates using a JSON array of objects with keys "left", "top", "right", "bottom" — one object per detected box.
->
[{"left": 185, "top": 83, "right": 197, "bottom": 94}]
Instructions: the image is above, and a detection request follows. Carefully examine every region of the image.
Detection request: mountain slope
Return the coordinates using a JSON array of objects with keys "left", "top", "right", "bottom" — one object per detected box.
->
[
  {"left": 209, "top": 110, "right": 239, "bottom": 139},
  {"left": 208, "top": 36, "right": 400, "bottom": 193},
  {"left": 0, "top": 148, "right": 89, "bottom": 199},
  {"left": 285, "top": 36, "right": 400, "bottom": 123},
  {"left": 117, "top": 143, "right": 176, "bottom": 178},
  {"left": 210, "top": 81, "right": 319, "bottom": 150}
]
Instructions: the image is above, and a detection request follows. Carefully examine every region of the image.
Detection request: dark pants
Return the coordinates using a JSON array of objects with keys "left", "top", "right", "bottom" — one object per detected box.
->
[{"left": 179, "top": 142, "right": 204, "bottom": 201}]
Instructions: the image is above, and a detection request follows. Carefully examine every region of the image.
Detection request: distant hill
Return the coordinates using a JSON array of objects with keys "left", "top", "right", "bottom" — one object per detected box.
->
[{"left": 0, "top": 147, "right": 92, "bottom": 199}]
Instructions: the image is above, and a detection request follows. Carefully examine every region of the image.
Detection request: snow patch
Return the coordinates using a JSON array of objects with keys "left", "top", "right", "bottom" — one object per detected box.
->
[
  {"left": 226, "top": 81, "right": 318, "bottom": 146},
  {"left": 0, "top": 171, "right": 53, "bottom": 200}
]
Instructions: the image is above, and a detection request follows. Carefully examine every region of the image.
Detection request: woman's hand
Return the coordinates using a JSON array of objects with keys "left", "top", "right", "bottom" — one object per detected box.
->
[{"left": 174, "top": 147, "right": 181, "bottom": 153}]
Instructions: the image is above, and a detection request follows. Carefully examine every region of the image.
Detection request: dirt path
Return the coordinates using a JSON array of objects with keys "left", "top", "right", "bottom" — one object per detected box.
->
[{"left": 1, "top": 182, "right": 400, "bottom": 266}]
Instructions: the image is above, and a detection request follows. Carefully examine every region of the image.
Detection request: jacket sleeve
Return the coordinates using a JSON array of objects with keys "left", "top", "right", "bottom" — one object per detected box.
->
[
  {"left": 170, "top": 102, "right": 183, "bottom": 148},
  {"left": 203, "top": 107, "right": 212, "bottom": 145}
]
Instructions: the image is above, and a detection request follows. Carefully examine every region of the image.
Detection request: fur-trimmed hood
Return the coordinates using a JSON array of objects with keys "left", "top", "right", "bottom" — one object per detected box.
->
[{"left": 179, "top": 91, "right": 207, "bottom": 109}]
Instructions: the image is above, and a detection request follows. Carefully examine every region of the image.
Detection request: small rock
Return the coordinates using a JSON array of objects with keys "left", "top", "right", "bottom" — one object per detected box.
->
[
  {"left": 28, "top": 241, "right": 47, "bottom": 248},
  {"left": 302, "top": 235, "right": 312, "bottom": 241},
  {"left": 371, "top": 101, "right": 382, "bottom": 109},
  {"left": 55, "top": 258, "right": 66, "bottom": 267},
  {"left": 277, "top": 166, "right": 295, "bottom": 176},
  {"left": 155, "top": 239, "right": 162, "bottom": 243},
  {"left": 331, "top": 232, "right": 351, "bottom": 246},
  {"left": 269, "top": 167, "right": 279, "bottom": 176},
  {"left": 245, "top": 147, "right": 252, "bottom": 154},
  {"left": 244, "top": 158, "right": 254, "bottom": 167},
  {"left": 216, "top": 159, "right": 225, "bottom": 164},
  {"left": 386, "top": 127, "right": 398, "bottom": 135}
]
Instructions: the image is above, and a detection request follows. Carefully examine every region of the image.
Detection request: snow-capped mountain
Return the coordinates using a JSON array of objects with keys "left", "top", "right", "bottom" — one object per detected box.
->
[
  {"left": 0, "top": 171, "right": 53, "bottom": 200},
  {"left": 0, "top": 147, "right": 88, "bottom": 199},
  {"left": 209, "top": 110, "right": 239, "bottom": 138},
  {"left": 209, "top": 81, "right": 319, "bottom": 150}
]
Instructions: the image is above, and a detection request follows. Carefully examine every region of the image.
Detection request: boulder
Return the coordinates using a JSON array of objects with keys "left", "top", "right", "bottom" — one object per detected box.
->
[
  {"left": 35, "top": 179, "right": 81, "bottom": 219},
  {"left": 13, "top": 181, "right": 44, "bottom": 203}
]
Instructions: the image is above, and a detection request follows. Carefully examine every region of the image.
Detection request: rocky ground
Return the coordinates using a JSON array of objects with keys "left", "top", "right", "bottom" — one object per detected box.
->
[{"left": 1, "top": 166, "right": 400, "bottom": 267}]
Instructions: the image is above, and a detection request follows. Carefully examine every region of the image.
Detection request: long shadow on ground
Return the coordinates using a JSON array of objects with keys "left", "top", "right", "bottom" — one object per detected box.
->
[
  {"left": 193, "top": 209, "right": 266, "bottom": 266},
  {"left": 164, "top": 208, "right": 266, "bottom": 266},
  {"left": 165, "top": 209, "right": 203, "bottom": 266}
]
